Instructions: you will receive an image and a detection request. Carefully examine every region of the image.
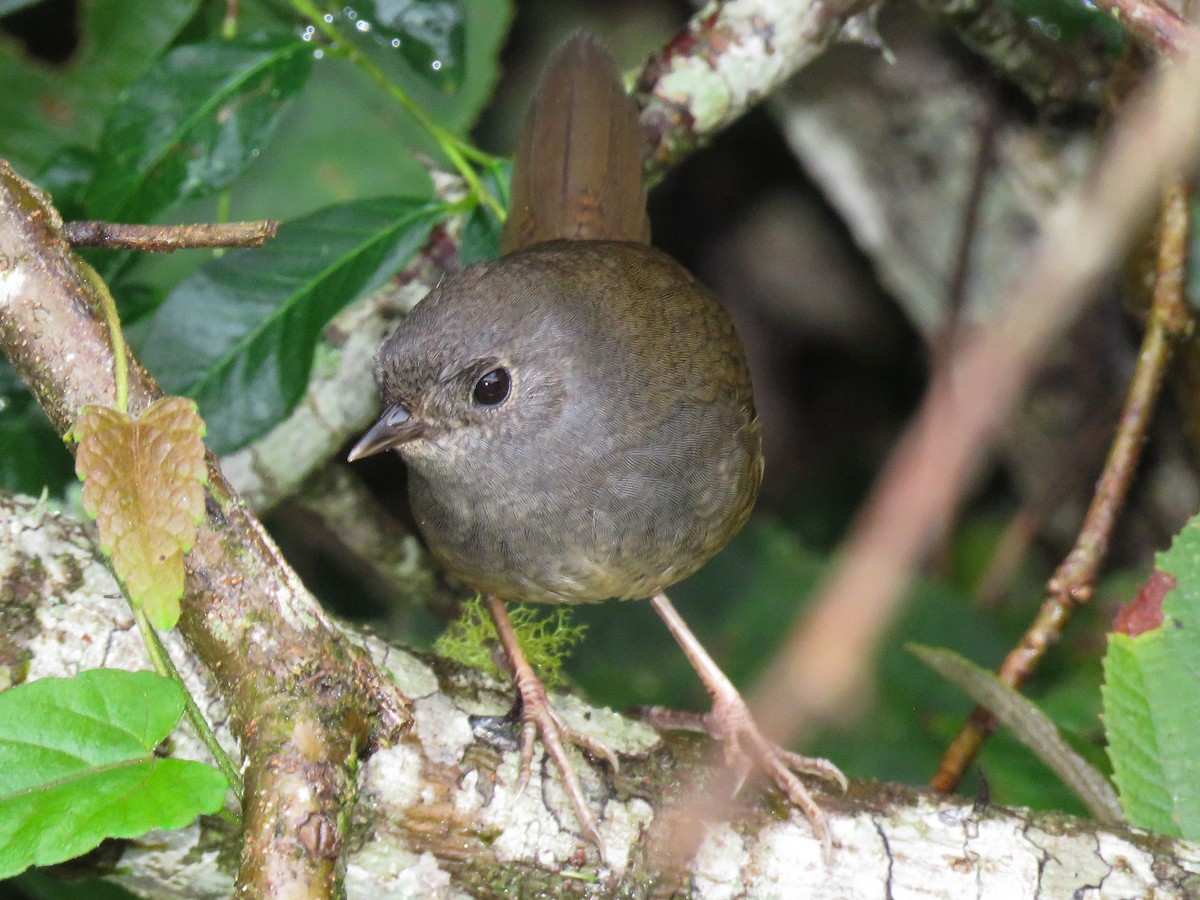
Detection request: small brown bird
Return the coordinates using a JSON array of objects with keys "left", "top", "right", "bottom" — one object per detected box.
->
[{"left": 350, "top": 32, "right": 845, "bottom": 857}]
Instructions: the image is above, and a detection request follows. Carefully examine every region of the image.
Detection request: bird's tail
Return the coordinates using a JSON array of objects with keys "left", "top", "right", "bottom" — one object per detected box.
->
[{"left": 499, "top": 31, "right": 650, "bottom": 254}]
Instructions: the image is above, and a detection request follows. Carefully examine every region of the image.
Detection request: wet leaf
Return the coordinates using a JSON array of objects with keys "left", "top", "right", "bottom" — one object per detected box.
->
[
  {"left": 139, "top": 196, "right": 446, "bottom": 454},
  {"left": 84, "top": 35, "right": 313, "bottom": 222}
]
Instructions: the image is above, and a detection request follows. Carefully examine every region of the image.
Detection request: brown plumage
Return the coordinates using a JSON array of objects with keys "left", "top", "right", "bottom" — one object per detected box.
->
[
  {"left": 355, "top": 33, "right": 761, "bottom": 604},
  {"left": 351, "top": 32, "right": 842, "bottom": 861}
]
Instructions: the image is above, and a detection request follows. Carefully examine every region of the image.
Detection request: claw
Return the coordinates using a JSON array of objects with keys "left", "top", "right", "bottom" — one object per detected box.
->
[
  {"left": 486, "top": 596, "right": 615, "bottom": 863},
  {"left": 649, "top": 592, "right": 847, "bottom": 861}
]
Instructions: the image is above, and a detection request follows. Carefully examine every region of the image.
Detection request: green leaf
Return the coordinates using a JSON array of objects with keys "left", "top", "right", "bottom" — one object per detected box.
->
[
  {"left": 909, "top": 644, "right": 1122, "bottom": 822},
  {"left": 84, "top": 35, "right": 314, "bottom": 222},
  {"left": 1003, "top": 0, "right": 1124, "bottom": 49},
  {"left": 0, "top": 669, "right": 228, "bottom": 879},
  {"left": 458, "top": 158, "right": 510, "bottom": 266},
  {"left": 139, "top": 196, "right": 447, "bottom": 454},
  {"left": 1102, "top": 519, "right": 1200, "bottom": 839},
  {"left": 209, "top": 0, "right": 512, "bottom": 224},
  {"left": 0, "top": 0, "right": 202, "bottom": 174},
  {"left": 35, "top": 144, "right": 99, "bottom": 220},
  {"left": 0, "top": 360, "right": 75, "bottom": 498},
  {"left": 330, "top": 0, "right": 466, "bottom": 92}
]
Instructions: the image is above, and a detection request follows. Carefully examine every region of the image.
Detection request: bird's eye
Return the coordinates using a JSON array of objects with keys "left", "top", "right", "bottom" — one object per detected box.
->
[{"left": 472, "top": 367, "right": 511, "bottom": 407}]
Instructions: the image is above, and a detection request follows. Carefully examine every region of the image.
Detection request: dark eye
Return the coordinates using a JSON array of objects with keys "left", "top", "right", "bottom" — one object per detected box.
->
[{"left": 472, "top": 367, "right": 511, "bottom": 407}]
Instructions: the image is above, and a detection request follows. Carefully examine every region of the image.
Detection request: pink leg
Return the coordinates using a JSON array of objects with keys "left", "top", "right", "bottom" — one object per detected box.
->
[
  {"left": 648, "top": 591, "right": 847, "bottom": 858},
  {"left": 485, "top": 595, "right": 617, "bottom": 860}
]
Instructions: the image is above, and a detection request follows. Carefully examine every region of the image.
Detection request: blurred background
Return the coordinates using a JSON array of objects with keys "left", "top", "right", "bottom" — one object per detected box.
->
[{"left": 2, "top": 0, "right": 1191, "bottom": 893}]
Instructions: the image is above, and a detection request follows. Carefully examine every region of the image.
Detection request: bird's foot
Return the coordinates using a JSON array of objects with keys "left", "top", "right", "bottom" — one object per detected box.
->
[
  {"left": 640, "top": 698, "right": 846, "bottom": 858},
  {"left": 510, "top": 663, "right": 619, "bottom": 855},
  {"left": 709, "top": 693, "right": 846, "bottom": 857},
  {"left": 485, "top": 596, "right": 617, "bottom": 862},
  {"left": 645, "top": 592, "right": 847, "bottom": 859}
]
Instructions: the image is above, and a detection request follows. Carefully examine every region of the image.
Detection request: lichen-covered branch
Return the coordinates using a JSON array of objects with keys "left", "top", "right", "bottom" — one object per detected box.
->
[
  {"left": 634, "top": 0, "right": 876, "bottom": 177},
  {"left": 0, "top": 164, "right": 410, "bottom": 897},
  {"left": 5, "top": 493, "right": 1199, "bottom": 897}
]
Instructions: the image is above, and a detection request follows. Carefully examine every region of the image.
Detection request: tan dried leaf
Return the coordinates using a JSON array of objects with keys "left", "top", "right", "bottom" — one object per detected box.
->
[{"left": 74, "top": 398, "right": 208, "bottom": 630}]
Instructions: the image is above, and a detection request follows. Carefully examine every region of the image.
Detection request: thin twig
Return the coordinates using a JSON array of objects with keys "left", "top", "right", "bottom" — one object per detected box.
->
[
  {"left": 932, "top": 178, "right": 1193, "bottom": 792},
  {"left": 975, "top": 414, "right": 1118, "bottom": 606},
  {"left": 63, "top": 220, "right": 277, "bottom": 251},
  {"left": 745, "top": 25, "right": 1200, "bottom": 754}
]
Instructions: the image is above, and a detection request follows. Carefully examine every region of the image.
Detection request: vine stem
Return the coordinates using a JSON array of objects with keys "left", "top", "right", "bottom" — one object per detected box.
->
[
  {"left": 289, "top": 0, "right": 506, "bottom": 221},
  {"left": 132, "top": 601, "right": 246, "bottom": 803},
  {"left": 86, "top": 267, "right": 128, "bottom": 414},
  {"left": 932, "top": 178, "right": 1194, "bottom": 792}
]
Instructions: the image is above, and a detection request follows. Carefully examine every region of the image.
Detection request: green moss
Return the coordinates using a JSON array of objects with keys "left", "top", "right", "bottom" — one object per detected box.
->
[{"left": 433, "top": 596, "right": 585, "bottom": 689}]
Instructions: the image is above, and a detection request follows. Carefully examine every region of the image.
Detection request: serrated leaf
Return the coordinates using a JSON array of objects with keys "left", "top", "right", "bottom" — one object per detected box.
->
[
  {"left": 1102, "top": 519, "right": 1200, "bottom": 839},
  {"left": 138, "top": 196, "right": 447, "bottom": 454},
  {"left": 0, "top": 669, "right": 228, "bottom": 879},
  {"left": 83, "top": 35, "right": 313, "bottom": 223},
  {"left": 73, "top": 398, "right": 208, "bottom": 630}
]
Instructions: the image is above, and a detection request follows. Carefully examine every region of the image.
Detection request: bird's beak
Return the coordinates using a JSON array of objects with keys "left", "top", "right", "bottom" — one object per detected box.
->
[{"left": 347, "top": 403, "right": 427, "bottom": 461}]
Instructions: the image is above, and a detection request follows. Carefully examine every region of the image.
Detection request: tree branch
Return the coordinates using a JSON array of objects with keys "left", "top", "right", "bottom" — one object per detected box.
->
[
  {"left": 635, "top": 0, "right": 876, "bottom": 178},
  {"left": 0, "top": 164, "right": 410, "bottom": 897},
  {"left": 749, "top": 20, "right": 1200, "bottom": 747},
  {"left": 5, "top": 492, "right": 1199, "bottom": 897},
  {"left": 62, "top": 220, "right": 277, "bottom": 251}
]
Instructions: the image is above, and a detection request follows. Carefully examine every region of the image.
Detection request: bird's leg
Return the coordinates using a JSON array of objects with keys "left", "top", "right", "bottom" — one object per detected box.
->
[
  {"left": 484, "top": 594, "right": 617, "bottom": 857},
  {"left": 648, "top": 591, "right": 848, "bottom": 857}
]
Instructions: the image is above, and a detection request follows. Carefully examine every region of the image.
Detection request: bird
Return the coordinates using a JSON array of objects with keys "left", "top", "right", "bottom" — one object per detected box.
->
[{"left": 349, "top": 30, "right": 846, "bottom": 859}]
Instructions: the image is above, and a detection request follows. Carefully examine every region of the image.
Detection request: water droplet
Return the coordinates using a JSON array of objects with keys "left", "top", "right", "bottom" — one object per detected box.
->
[
  {"left": 301, "top": 25, "right": 314, "bottom": 41},
  {"left": 324, "top": 13, "right": 334, "bottom": 22},
  {"left": 356, "top": 19, "right": 370, "bottom": 31},
  {"left": 314, "top": 48, "right": 325, "bottom": 60},
  {"left": 431, "top": 59, "right": 442, "bottom": 71},
  {"left": 391, "top": 38, "right": 400, "bottom": 48},
  {"left": 343, "top": 6, "right": 356, "bottom": 19}
]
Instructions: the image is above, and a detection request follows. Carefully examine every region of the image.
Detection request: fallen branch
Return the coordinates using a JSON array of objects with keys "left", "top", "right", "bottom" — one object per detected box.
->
[{"left": 4, "top": 492, "right": 1198, "bottom": 897}]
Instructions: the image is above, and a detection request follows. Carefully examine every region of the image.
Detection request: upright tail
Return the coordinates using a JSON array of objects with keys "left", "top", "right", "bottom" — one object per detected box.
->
[{"left": 499, "top": 32, "right": 650, "bottom": 255}]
